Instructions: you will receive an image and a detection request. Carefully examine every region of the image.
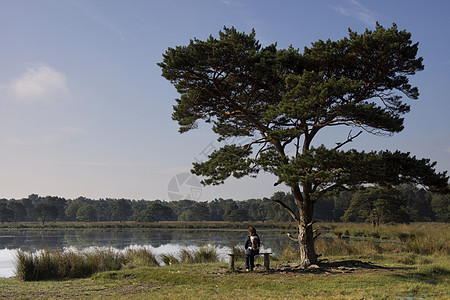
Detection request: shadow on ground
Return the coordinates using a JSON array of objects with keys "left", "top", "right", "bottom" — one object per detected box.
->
[
  {"left": 271, "top": 259, "right": 389, "bottom": 274},
  {"left": 224, "top": 259, "right": 411, "bottom": 275},
  {"left": 390, "top": 265, "right": 450, "bottom": 285}
]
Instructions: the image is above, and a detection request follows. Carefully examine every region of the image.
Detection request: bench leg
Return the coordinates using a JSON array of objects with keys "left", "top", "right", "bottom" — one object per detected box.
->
[
  {"left": 263, "top": 253, "right": 270, "bottom": 271},
  {"left": 229, "top": 254, "right": 235, "bottom": 271}
]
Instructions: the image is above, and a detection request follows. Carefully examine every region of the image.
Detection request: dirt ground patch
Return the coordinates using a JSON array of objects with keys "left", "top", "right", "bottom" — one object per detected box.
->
[{"left": 227, "top": 259, "right": 393, "bottom": 275}]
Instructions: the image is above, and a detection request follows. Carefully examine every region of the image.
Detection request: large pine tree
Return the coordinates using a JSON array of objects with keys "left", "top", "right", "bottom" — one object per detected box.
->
[{"left": 159, "top": 24, "right": 449, "bottom": 267}]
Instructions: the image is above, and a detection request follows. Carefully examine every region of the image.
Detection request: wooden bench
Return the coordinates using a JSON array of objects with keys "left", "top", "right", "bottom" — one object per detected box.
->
[{"left": 228, "top": 252, "right": 272, "bottom": 271}]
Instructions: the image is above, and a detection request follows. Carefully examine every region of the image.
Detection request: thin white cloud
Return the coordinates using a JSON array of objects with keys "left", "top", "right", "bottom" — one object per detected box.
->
[
  {"left": 355, "top": 11, "right": 376, "bottom": 26},
  {"left": 59, "top": 126, "right": 85, "bottom": 135},
  {"left": 6, "top": 126, "right": 84, "bottom": 146},
  {"left": 7, "top": 64, "right": 68, "bottom": 102},
  {"left": 88, "top": 12, "right": 129, "bottom": 42},
  {"left": 67, "top": 1, "right": 130, "bottom": 42},
  {"left": 59, "top": 161, "right": 157, "bottom": 168},
  {"left": 333, "top": 0, "right": 377, "bottom": 26},
  {"left": 220, "top": 0, "right": 243, "bottom": 7},
  {"left": 334, "top": 6, "right": 351, "bottom": 16},
  {"left": 6, "top": 136, "right": 53, "bottom": 146}
]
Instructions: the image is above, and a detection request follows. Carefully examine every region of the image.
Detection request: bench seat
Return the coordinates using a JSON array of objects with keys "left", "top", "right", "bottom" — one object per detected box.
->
[{"left": 228, "top": 252, "right": 272, "bottom": 271}]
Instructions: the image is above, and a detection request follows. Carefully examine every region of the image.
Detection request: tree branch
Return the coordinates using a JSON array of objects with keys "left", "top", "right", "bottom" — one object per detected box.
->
[
  {"left": 212, "top": 79, "right": 269, "bottom": 135},
  {"left": 303, "top": 221, "right": 316, "bottom": 228},
  {"left": 242, "top": 138, "right": 266, "bottom": 150},
  {"left": 253, "top": 141, "right": 268, "bottom": 161},
  {"left": 313, "top": 183, "right": 346, "bottom": 201},
  {"left": 286, "top": 232, "right": 299, "bottom": 242},
  {"left": 272, "top": 199, "right": 299, "bottom": 222},
  {"left": 334, "top": 130, "right": 363, "bottom": 150}
]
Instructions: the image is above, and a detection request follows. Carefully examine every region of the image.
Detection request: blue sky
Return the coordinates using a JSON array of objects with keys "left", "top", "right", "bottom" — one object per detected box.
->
[{"left": 0, "top": 0, "right": 449, "bottom": 201}]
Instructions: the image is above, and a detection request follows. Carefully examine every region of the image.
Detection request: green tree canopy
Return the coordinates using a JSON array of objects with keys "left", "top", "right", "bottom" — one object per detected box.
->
[
  {"left": 65, "top": 200, "right": 83, "bottom": 221},
  {"left": 147, "top": 203, "right": 176, "bottom": 222},
  {"left": 7, "top": 200, "right": 27, "bottom": 222},
  {"left": 76, "top": 204, "right": 98, "bottom": 222},
  {"left": 110, "top": 199, "right": 132, "bottom": 222},
  {"left": 342, "top": 186, "right": 410, "bottom": 225},
  {"left": 32, "top": 202, "right": 58, "bottom": 225},
  {"left": 160, "top": 24, "right": 449, "bottom": 266},
  {"left": 190, "top": 202, "right": 211, "bottom": 221},
  {"left": 0, "top": 203, "right": 12, "bottom": 224},
  {"left": 431, "top": 192, "right": 450, "bottom": 222}
]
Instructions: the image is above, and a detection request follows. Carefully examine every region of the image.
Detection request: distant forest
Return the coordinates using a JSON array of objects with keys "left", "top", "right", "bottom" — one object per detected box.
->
[{"left": 1, "top": 184, "right": 448, "bottom": 224}]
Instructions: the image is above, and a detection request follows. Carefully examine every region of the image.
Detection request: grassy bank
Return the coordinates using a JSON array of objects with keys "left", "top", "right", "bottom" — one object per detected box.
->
[
  {"left": 15, "top": 246, "right": 219, "bottom": 281},
  {"left": 1, "top": 254, "right": 449, "bottom": 299},
  {"left": 1, "top": 221, "right": 447, "bottom": 235},
  {"left": 2, "top": 222, "right": 449, "bottom": 298},
  {"left": 0, "top": 221, "right": 298, "bottom": 230}
]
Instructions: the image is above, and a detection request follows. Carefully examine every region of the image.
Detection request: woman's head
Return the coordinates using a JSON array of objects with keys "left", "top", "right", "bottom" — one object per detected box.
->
[{"left": 248, "top": 226, "right": 256, "bottom": 234}]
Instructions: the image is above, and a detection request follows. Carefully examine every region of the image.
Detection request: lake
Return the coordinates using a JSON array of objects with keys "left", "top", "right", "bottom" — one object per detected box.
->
[{"left": 0, "top": 228, "right": 292, "bottom": 278}]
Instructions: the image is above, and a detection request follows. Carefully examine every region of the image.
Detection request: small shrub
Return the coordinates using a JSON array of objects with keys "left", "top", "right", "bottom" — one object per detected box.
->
[
  {"left": 397, "top": 254, "right": 416, "bottom": 265},
  {"left": 315, "top": 238, "right": 352, "bottom": 256},
  {"left": 84, "top": 248, "right": 123, "bottom": 272},
  {"left": 15, "top": 250, "right": 36, "bottom": 281},
  {"left": 178, "top": 246, "right": 218, "bottom": 264},
  {"left": 36, "top": 250, "right": 59, "bottom": 280},
  {"left": 124, "top": 247, "right": 159, "bottom": 268},
  {"left": 15, "top": 247, "right": 128, "bottom": 281},
  {"left": 362, "top": 240, "right": 383, "bottom": 254},
  {"left": 330, "top": 239, "right": 353, "bottom": 256},
  {"left": 333, "top": 230, "right": 343, "bottom": 238},
  {"left": 64, "top": 250, "right": 87, "bottom": 278},
  {"left": 380, "top": 242, "right": 403, "bottom": 253},
  {"left": 193, "top": 245, "right": 218, "bottom": 263},
  {"left": 160, "top": 254, "right": 179, "bottom": 265},
  {"left": 179, "top": 249, "right": 194, "bottom": 263},
  {"left": 280, "top": 245, "right": 298, "bottom": 261},
  {"left": 397, "top": 232, "right": 414, "bottom": 242},
  {"left": 230, "top": 245, "right": 245, "bottom": 261},
  {"left": 405, "top": 235, "right": 449, "bottom": 255},
  {"left": 370, "top": 231, "right": 380, "bottom": 239},
  {"left": 418, "top": 257, "right": 432, "bottom": 265},
  {"left": 352, "top": 230, "right": 366, "bottom": 237}
]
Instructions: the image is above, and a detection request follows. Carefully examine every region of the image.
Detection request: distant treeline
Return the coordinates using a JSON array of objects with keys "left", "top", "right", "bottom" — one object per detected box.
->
[{"left": 0, "top": 184, "right": 448, "bottom": 224}]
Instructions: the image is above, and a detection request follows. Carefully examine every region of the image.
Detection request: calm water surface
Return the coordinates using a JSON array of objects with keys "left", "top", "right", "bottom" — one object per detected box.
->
[{"left": 0, "top": 228, "right": 291, "bottom": 278}]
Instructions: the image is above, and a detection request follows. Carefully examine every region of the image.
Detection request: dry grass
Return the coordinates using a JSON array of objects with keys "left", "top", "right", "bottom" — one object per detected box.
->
[
  {"left": 15, "top": 247, "right": 152, "bottom": 281},
  {"left": 179, "top": 245, "right": 219, "bottom": 264},
  {"left": 278, "top": 223, "right": 450, "bottom": 261}
]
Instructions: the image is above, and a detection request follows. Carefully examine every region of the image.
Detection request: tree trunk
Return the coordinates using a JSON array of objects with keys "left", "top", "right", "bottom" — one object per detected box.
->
[{"left": 292, "top": 186, "right": 317, "bottom": 267}]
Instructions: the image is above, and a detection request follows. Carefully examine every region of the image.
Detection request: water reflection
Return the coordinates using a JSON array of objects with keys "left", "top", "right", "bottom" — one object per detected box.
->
[
  {"left": 0, "top": 229, "right": 294, "bottom": 251},
  {"left": 0, "top": 228, "right": 296, "bottom": 278},
  {"left": 0, "top": 249, "right": 15, "bottom": 278}
]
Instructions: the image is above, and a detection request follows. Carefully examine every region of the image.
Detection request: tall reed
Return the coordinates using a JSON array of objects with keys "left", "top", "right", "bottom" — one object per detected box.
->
[
  {"left": 15, "top": 247, "right": 157, "bottom": 281},
  {"left": 123, "top": 247, "right": 158, "bottom": 268},
  {"left": 230, "top": 245, "right": 245, "bottom": 261},
  {"left": 160, "top": 253, "right": 179, "bottom": 265},
  {"left": 193, "top": 245, "right": 218, "bottom": 263},
  {"left": 405, "top": 234, "right": 450, "bottom": 255},
  {"left": 179, "top": 246, "right": 219, "bottom": 264},
  {"left": 280, "top": 245, "right": 299, "bottom": 261}
]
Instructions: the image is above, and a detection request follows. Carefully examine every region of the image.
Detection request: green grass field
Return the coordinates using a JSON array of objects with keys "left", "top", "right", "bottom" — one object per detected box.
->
[
  {"left": 1, "top": 254, "right": 449, "bottom": 299},
  {"left": 1, "top": 222, "right": 449, "bottom": 299}
]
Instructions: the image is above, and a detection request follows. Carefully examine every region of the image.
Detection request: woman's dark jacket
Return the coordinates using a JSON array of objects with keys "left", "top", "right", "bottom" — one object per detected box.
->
[{"left": 244, "top": 233, "right": 260, "bottom": 255}]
